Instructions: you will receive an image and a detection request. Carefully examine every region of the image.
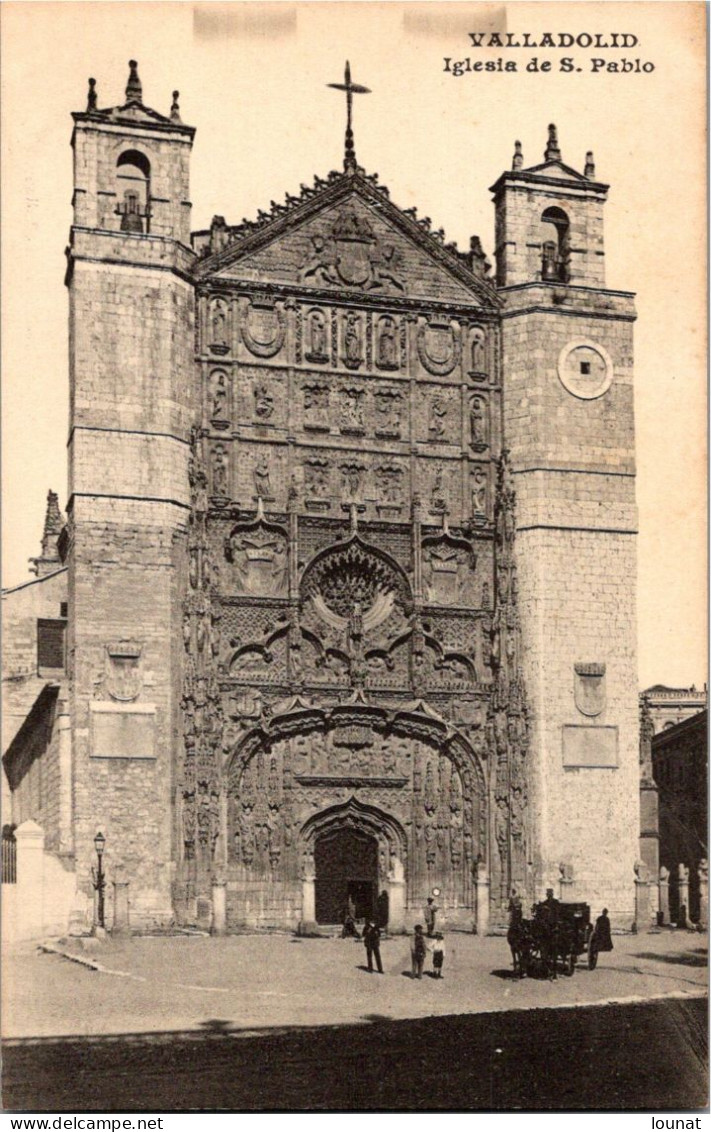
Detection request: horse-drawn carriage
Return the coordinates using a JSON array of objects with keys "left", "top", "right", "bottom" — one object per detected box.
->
[{"left": 508, "top": 900, "right": 593, "bottom": 979}]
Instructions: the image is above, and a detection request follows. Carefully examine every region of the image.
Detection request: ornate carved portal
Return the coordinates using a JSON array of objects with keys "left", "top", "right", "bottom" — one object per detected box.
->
[{"left": 225, "top": 710, "right": 486, "bottom": 923}]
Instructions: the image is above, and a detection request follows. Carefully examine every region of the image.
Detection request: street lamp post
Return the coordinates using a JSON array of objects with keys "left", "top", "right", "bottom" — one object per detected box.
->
[{"left": 92, "top": 831, "right": 106, "bottom": 930}]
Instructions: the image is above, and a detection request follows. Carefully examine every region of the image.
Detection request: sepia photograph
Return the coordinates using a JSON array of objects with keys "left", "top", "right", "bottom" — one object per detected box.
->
[{"left": 1, "top": 0, "right": 707, "bottom": 1115}]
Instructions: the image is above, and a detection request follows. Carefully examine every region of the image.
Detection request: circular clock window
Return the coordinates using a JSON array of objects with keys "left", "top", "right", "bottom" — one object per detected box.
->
[{"left": 557, "top": 340, "right": 614, "bottom": 400}]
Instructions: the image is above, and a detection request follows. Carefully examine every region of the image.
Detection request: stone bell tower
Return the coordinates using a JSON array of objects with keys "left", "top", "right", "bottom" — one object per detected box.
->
[
  {"left": 65, "top": 63, "right": 196, "bottom": 925},
  {"left": 492, "top": 126, "right": 639, "bottom": 922}
]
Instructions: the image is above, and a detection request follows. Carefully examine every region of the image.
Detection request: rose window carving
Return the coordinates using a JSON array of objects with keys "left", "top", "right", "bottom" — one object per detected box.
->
[{"left": 301, "top": 539, "right": 411, "bottom": 633}]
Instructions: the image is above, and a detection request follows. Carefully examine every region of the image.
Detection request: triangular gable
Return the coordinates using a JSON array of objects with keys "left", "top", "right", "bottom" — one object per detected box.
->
[
  {"left": 197, "top": 174, "right": 498, "bottom": 309},
  {"left": 522, "top": 160, "right": 589, "bottom": 182}
]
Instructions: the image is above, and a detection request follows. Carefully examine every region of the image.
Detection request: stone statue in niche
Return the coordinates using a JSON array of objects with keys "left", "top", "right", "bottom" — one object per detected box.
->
[
  {"left": 428, "top": 396, "right": 448, "bottom": 439},
  {"left": 471, "top": 466, "right": 487, "bottom": 515},
  {"left": 430, "top": 465, "right": 446, "bottom": 512},
  {"left": 470, "top": 328, "right": 486, "bottom": 373},
  {"left": 470, "top": 396, "right": 488, "bottom": 449},
  {"left": 344, "top": 312, "right": 362, "bottom": 368},
  {"left": 376, "top": 464, "right": 403, "bottom": 504},
  {"left": 340, "top": 462, "right": 364, "bottom": 498},
  {"left": 374, "top": 389, "right": 401, "bottom": 437},
  {"left": 254, "top": 383, "right": 274, "bottom": 420},
  {"left": 376, "top": 317, "right": 398, "bottom": 370},
  {"left": 306, "top": 309, "right": 328, "bottom": 362},
  {"left": 304, "top": 458, "right": 330, "bottom": 496},
  {"left": 253, "top": 459, "right": 272, "bottom": 499},
  {"left": 211, "top": 445, "right": 228, "bottom": 497},
  {"left": 209, "top": 299, "right": 229, "bottom": 350},
  {"left": 340, "top": 388, "right": 364, "bottom": 432},
  {"left": 210, "top": 372, "right": 228, "bottom": 420},
  {"left": 303, "top": 385, "right": 329, "bottom": 430}
]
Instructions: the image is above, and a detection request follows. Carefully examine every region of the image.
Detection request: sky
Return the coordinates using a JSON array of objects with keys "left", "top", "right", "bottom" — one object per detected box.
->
[{"left": 1, "top": 1, "right": 706, "bottom": 690}]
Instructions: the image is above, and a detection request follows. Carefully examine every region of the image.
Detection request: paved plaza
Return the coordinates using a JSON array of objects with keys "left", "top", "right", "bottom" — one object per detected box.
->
[
  {"left": 3, "top": 929, "right": 706, "bottom": 1111},
  {"left": 3, "top": 927, "right": 706, "bottom": 1039}
]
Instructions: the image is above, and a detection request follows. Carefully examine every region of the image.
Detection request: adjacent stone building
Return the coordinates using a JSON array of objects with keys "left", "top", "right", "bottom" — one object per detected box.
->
[
  {"left": 652, "top": 710, "right": 708, "bottom": 923},
  {"left": 3, "top": 62, "right": 640, "bottom": 932},
  {"left": 642, "top": 684, "right": 708, "bottom": 734}
]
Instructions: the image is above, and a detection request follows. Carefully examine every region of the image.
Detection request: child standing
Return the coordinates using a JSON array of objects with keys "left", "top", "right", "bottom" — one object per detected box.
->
[
  {"left": 411, "top": 924, "right": 427, "bottom": 979},
  {"left": 432, "top": 931, "right": 445, "bottom": 978}
]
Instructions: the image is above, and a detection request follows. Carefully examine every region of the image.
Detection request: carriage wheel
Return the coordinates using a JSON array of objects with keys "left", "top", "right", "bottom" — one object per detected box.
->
[
  {"left": 566, "top": 952, "right": 576, "bottom": 976},
  {"left": 588, "top": 944, "right": 598, "bottom": 970}
]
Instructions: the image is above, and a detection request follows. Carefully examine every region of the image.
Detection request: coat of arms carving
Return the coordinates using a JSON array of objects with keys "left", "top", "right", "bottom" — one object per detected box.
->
[
  {"left": 574, "top": 662, "right": 606, "bottom": 717},
  {"left": 225, "top": 513, "right": 288, "bottom": 597},
  {"left": 104, "top": 640, "right": 143, "bottom": 702},
  {"left": 300, "top": 207, "right": 405, "bottom": 293}
]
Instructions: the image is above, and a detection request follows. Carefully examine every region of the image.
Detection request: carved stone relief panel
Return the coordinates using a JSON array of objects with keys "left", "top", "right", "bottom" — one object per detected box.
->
[
  {"left": 339, "top": 460, "right": 366, "bottom": 501},
  {"left": 224, "top": 515, "right": 288, "bottom": 597},
  {"left": 302, "top": 382, "right": 330, "bottom": 432},
  {"left": 374, "top": 387, "right": 403, "bottom": 439},
  {"left": 298, "top": 207, "right": 405, "bottom": 295},
  {"left": 303, "top": 456, "right": 332, "bottom": 509},
  {"left": 426, "top": 462, "right": 450, "bottom": 515},
  {"left": 253, "top": 379, "right": 275, "bottom": 424},
  {"left": 422, "top": 532, "right": 476, "bottom": 606},
  {"left": 225, "top": 611, "right": 289, "bottom": 684},
  {"left": 232, "top": 443, "right": 285, "bottom": 508},
  {"left": 428, "top": 394, "right": 449, "bottom": 442},
  {"left": 374, "top": 462, "right": 405, "bottom": 514},
  {"left": 233, "top": 366, "right": 283, "bottom": 430},
  {"left": 339, "top": 385, "right": 365, "bottom": 434}
]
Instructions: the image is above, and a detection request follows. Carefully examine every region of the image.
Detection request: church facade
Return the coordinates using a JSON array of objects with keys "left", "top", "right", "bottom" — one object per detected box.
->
[{"left": 12, "top": 60, "right": 641, "bottom": 933}]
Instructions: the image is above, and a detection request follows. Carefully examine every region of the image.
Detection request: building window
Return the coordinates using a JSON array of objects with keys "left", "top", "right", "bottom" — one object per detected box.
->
[{"left": 37, "top": 618, "right": 66, "bottom": 671}]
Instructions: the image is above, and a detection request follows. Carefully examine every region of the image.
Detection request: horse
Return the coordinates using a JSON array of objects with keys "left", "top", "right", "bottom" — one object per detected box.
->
[{"left": 507, "top": 902, "right": 533, "bottom": 978}]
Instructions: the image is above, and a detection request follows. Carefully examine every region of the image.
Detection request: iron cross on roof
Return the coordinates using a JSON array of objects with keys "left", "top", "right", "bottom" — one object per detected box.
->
[{"left": 328, "top": 61, "right": 371, "bottom": 172}]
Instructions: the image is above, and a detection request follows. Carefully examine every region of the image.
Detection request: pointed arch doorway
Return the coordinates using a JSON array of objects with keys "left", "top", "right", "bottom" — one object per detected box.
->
[
  {"left": 301, "top": 798, "right": 407, "bottom": 931},
  {"left": 314, "top": 826, "right": 378, "bottom": 924}
]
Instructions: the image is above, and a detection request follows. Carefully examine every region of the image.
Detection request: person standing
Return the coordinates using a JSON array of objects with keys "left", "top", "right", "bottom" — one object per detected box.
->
[
  {"left": 411, "top": 924, "right": 427, "bottom": 979},
  {"left": 432, "top": 932, "right": 446, "bottom": 979},
  {"left": 538, "top": 887, "right": 560, "bottom": 980},
  {"left": 593, "top": 908, "right": 613, "bottom": 952},
  {"left": 363, "top": 920, "right": 383, "bottom": 974},
  {"left": 424, "top": 896, "right": 439, "bottom": 937}
]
